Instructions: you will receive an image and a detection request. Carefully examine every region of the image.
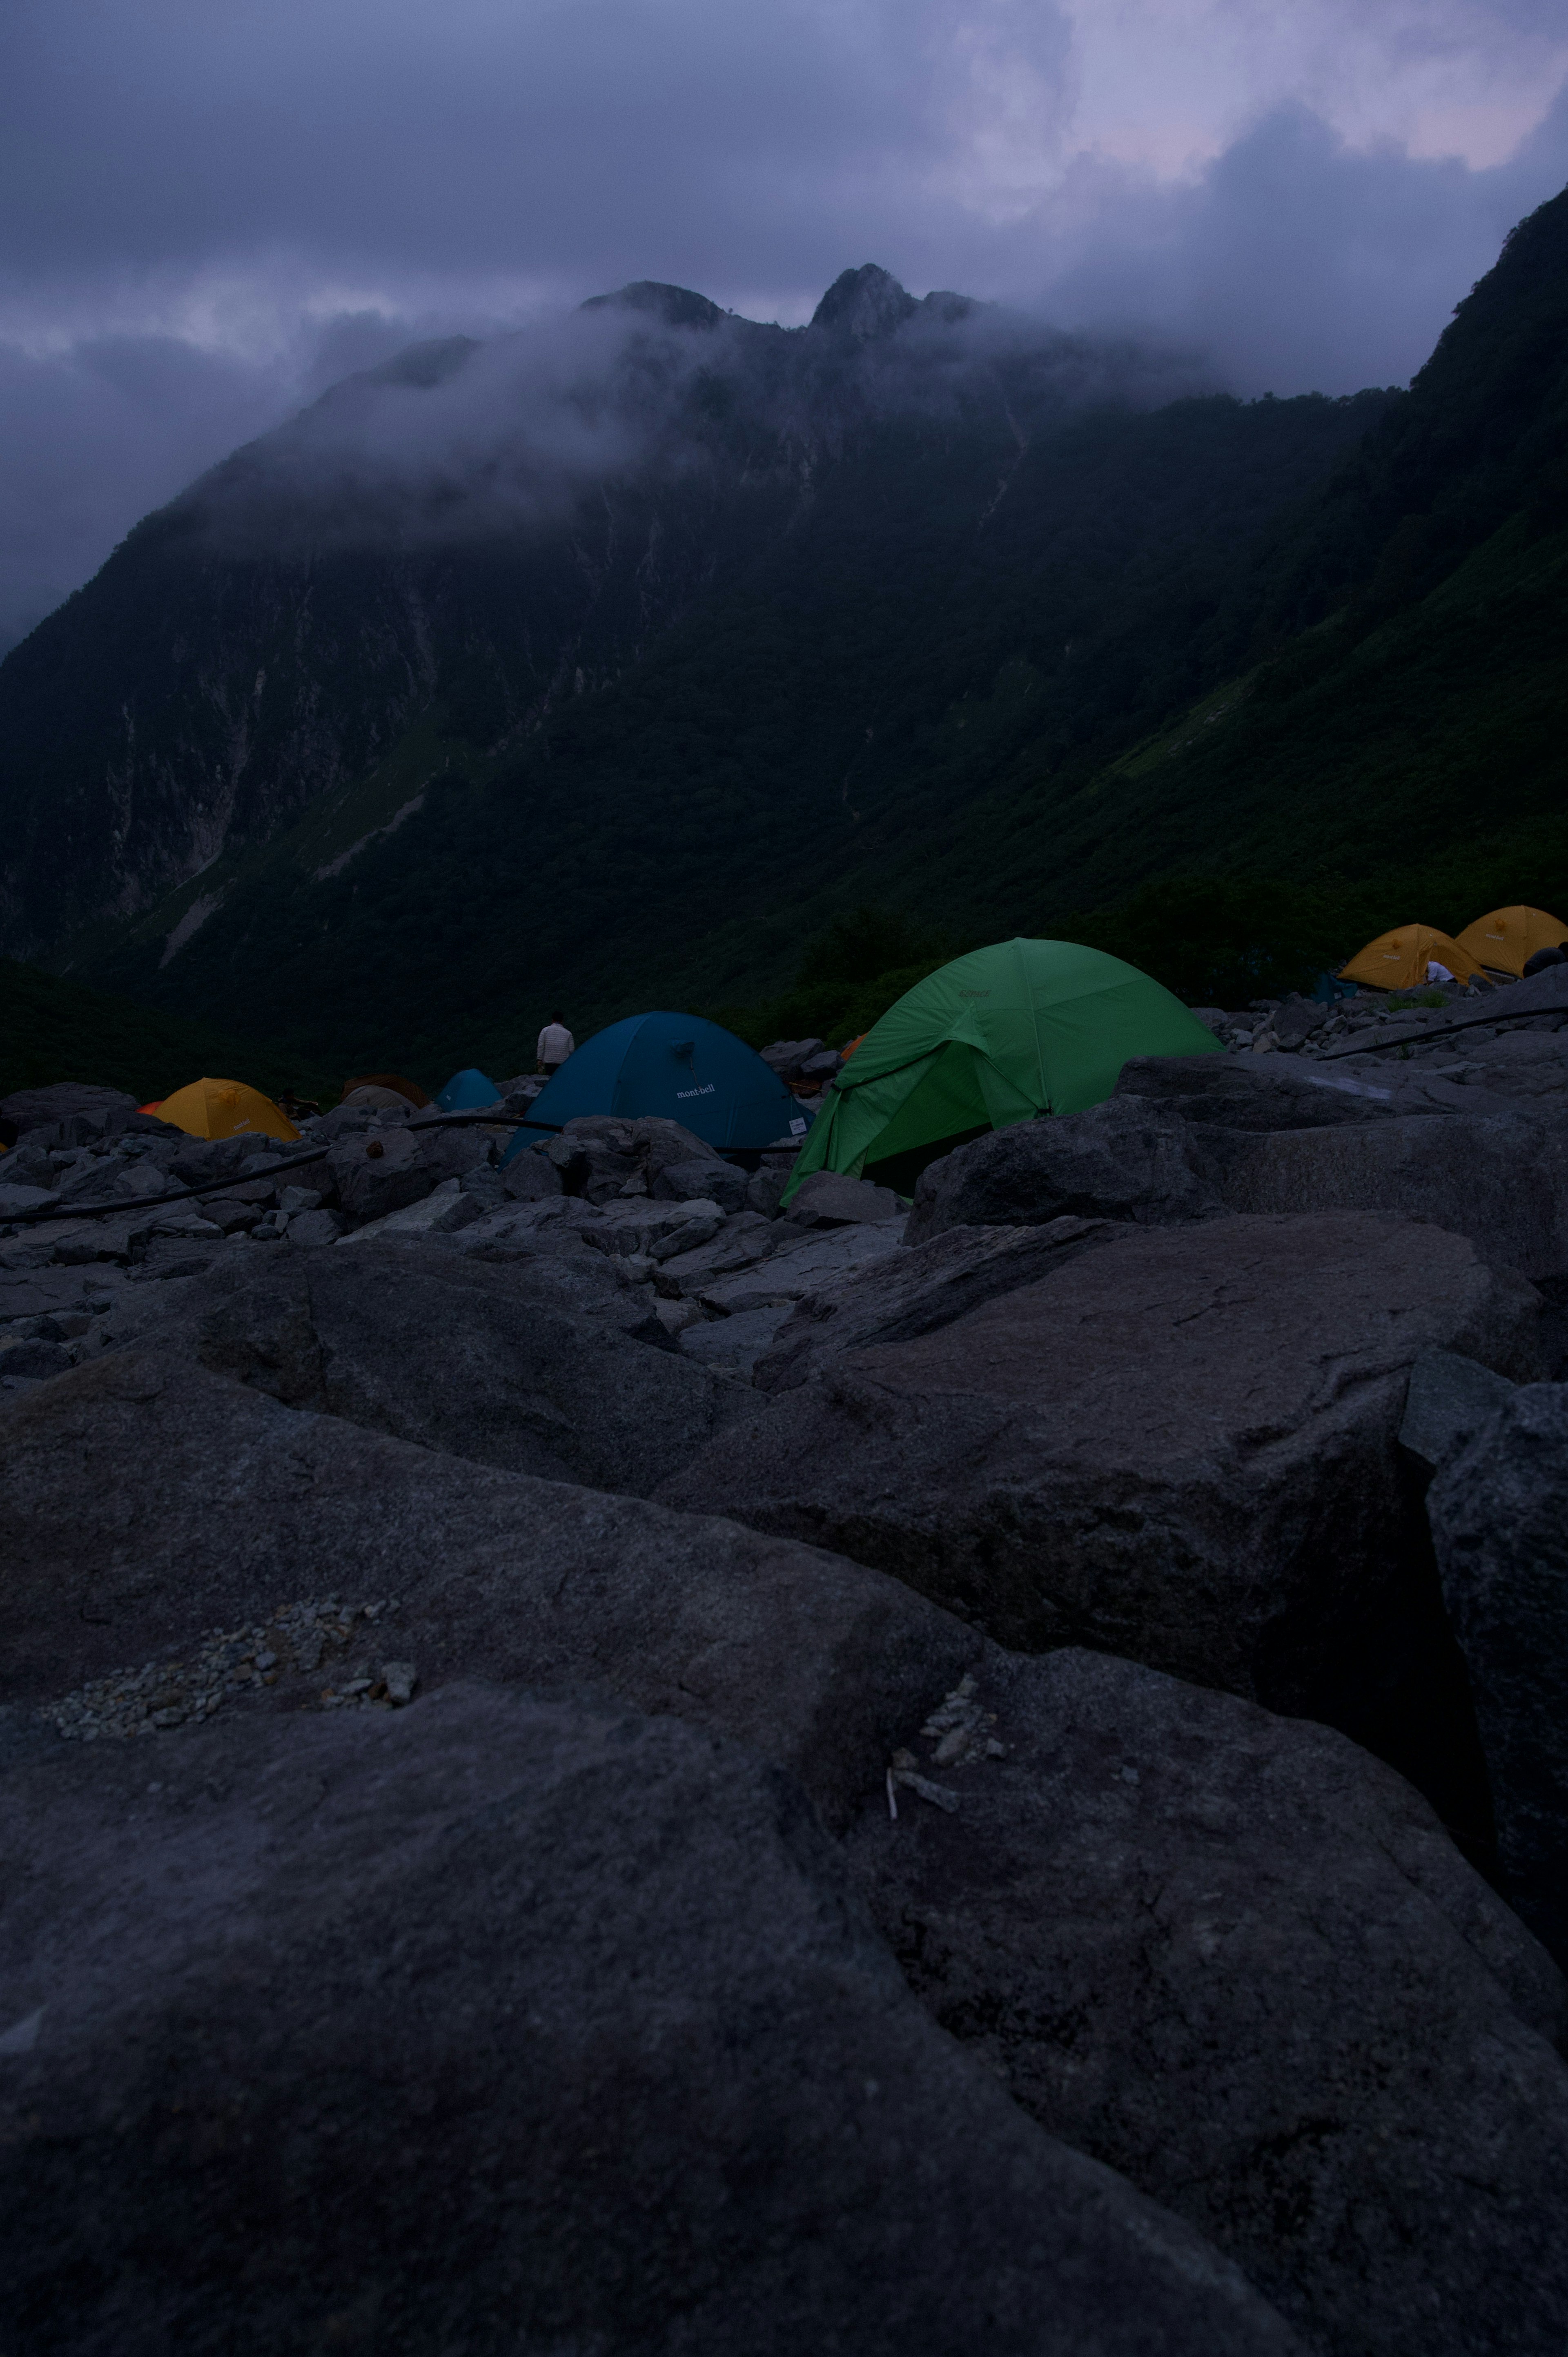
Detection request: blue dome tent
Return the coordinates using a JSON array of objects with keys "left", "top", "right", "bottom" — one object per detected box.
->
[
  {"left": 435, "top": 1066, "right": 502, "bottom": 1112},
  {"left": 506, "top": 1012, "right": 804, "bottom": 1156}
]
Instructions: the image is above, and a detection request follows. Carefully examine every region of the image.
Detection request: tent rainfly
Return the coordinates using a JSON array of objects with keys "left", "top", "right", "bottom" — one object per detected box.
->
[
  {"left": 1454, "top": 905, "right": 1568, "bottom": 978},
  {"left": 434, "top": 1067, "right": 503, "bottom": 1112},
  {"left": 154, "top": 1077, "right": 300, "bottom": 1144},
  {"left": 781, "top": 937, "right": 1222, "bottom": 1203},
  {"left": 1338, "top": 925, "right": 1486, "bottom": 991},
  {"left": 506, "top": 1012, "right": 802, "bottom": 1155},
  {"left": 343, "top": 1071, "right": 431, "bottom": 1108}
]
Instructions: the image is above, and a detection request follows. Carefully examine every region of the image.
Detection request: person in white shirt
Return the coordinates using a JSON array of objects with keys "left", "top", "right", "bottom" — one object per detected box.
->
[
  {"left": 537, "top": 1012, "right": 575, "bottom": 1075},
  {"left": 1425, "top": 960, "right": 1454, "bottom": 985}
]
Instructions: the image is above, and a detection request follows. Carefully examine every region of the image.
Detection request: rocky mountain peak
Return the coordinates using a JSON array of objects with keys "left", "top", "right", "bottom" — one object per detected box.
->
[
  {"left": 579, "top": 280, "right": 725, "bottom": 331},
  {"left": 810, "top": 264, "right": 919, "bottom": 341}
]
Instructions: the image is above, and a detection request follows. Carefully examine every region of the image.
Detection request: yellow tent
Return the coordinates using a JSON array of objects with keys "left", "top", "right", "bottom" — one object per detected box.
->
[
  {"left": 1338, "top": 925, "right": 1486, "bottom": 992},
  {"left": 155, "top": 1077, "right": 300, "bottom": 1144},
  {"left": 1454, "top": 905, "right": 1568, "bottom": 978}
]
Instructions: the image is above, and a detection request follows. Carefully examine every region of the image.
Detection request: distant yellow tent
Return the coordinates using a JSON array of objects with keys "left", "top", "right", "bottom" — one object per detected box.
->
[
  {"left": 1454, "top": 905, "right": 1568, "bottom": 978},
  {"left": 155, "top": 1077, "right": 300, "bottom": 1144},
  {"left": 1338, "top": 925, "right": 1487, "bottom": 992}
]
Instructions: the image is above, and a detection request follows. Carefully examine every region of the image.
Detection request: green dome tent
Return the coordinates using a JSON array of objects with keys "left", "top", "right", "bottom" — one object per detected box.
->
[{"left": 782, "top": 937, "right": 1223, "bottom": 1202}]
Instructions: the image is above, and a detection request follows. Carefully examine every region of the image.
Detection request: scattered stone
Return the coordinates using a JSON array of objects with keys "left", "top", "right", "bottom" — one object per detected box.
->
[{"left": 36, "top": 1598, "right": 399, "bottom": 1739}]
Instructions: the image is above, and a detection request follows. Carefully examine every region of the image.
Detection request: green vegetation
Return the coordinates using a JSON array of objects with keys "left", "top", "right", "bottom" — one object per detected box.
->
[
  {"left": 1, "top": 186, "right": 1564, "bottom": 1070},
  {"left": 0, "top": 959, "right": 334, "bottom": 1104}
]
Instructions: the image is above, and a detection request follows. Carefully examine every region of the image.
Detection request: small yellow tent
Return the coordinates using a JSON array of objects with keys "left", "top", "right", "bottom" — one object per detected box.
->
[
  {"left": 155, "top": 1077, "right": 300, "bottom": 1144},
  {"left": 1338, "top": 925, "right": 1486, "bottom": 992},
  {"left": 1454, "top": 905, "right": 1568, "bottom": 978}
]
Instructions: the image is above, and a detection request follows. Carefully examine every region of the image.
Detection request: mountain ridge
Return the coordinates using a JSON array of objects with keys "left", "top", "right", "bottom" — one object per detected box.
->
[{"left": 0, "top": 199, "right": 1564, "bottom": 1078}]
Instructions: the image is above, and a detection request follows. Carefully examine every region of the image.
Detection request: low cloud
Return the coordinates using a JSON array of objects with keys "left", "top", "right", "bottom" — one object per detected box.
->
[{"left": 0, "top": 0, "right": 1565, "bottom": 646}]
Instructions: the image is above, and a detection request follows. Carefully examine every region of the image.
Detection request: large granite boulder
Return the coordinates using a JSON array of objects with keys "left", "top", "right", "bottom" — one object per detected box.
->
[
  {"left": 1212, "top": 1110, "right": 1568, "bottom": 1280},
  {"left": 1114, "top": 1054, "right": 1401, "bottom": 1130},
  {"left": 327, "top": 1121, "right": 492, "bottom": 1223},
  {"left": 1427, "top": 1382, "right": 1568, "bottom": 1964},
  {"left": 907, "top": 1097, "right": 1218, "bottom": 1241},
  {"left": 0, "top": 1348, "right": 980, "bottom": 1829},
  {"left": 844, "top": 1647, "right": 1568, "bottom": 2357},
  {"left": 0, "top": 1685, "right": 1303, "bottom": 2357},
  {"left": 127, "top": 1239, "right": 744, "bottom": 1497},
  {"left": 755, "top": 1217, "right": 1116, "bottom": 1393},
  {"left": 659, "top": 1213, "right": 1541, "bottom": 1822}
]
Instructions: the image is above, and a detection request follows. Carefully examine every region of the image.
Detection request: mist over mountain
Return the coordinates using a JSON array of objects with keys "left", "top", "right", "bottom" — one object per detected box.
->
[{"left": 0, "top": 196, "right": 1564, "bottom": 1082}]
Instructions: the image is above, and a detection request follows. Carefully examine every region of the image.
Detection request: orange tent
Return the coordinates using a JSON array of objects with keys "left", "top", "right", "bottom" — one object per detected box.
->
[
  {"left": 1454, "top": 905, "right": 1568, "bottom": 978},
  {"left": 1338, "top": 925, "right": 1486, "bottom": 992},
  {"left": 155, "top": 1077, "right": 300, "bottom": 1144}
]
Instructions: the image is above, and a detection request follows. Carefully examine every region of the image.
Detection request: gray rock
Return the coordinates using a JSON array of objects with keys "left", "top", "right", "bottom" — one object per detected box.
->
[
  {"left": 0, "top": 1182, "right": 58, "bottom": 1217},
  {"left": 0, "top": 1347, "right": 981, "bottom": 1831},
  {"left": 746, "top": 1166, "right": 789, "bottom": 1218},
  {"left": 499, "top": 1142, "right": 563, "bottom": 1201},
  {"left": 696, "top": 1219, "right": 905, "bottom": 1313},
  {"left": 1211, "top": 1111, "right": 1568, "bottom": 1279},
  {"left": 786, "top": 1169, "right": 904, "bottom": 1227},
  {"left": 129, "top": 1239, "right": 750, "bottom": 1498},
  {"left": 652, "top": 1213, "right": 779, "bottom": 1297},
  {"left": 0, "top": 1084, "right": 138, "bottom": 1138},
  {"left": 0, "top": 1336, "right": 74, "bottom": 1380},
  {"left": 755, "top": 1218, "right": 1116, "bottom": 1393},
  {"left": 1272, "top": 992, "right": 1327, "bottom": 1050},
  {"left": 1399, "top": 1348, "right": 1517, "bottom": 1476},
  {"left": 679, "top": 1302, "right": 798, "bottom": 1377},
  {"left": 0, "top": 1684, "right": 1303, "bottom": 2357},
  {"left": 760, "top": 1037, "right": 825, "bottom": 1079},
  {"left": 845, "top": 1646, "right": 1568, "bottom": 2357},
  {"left": 283, "top": 1207, "right": 347, "bottom": 1248},
  {"left": 907, "top": 1099, "right": 1219, "bottom": 1242},
  {"left": 658, "top": 1213, "right": 1542, "bottom": 1821},
  {"left": 327, "top": 1122, "right": 490, "bottom": 1223},
  {"left": 1114, "top": 1054, "right": 1399, "bottom": 1131},
  {"left": 1427, "top": 1384, "right": 1568, "bottom": 1963},
  {"left": 653, "top": 1155, "right": 749, "bottom": 1213}
]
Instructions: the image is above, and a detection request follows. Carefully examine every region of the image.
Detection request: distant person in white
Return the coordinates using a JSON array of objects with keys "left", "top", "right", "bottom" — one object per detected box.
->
[
  {"left": 537, "top": 1012, "right": 575, "bottom": 1076},
  {"left": 1425, "top": 959, "right": 1454, "bottom": 984}
]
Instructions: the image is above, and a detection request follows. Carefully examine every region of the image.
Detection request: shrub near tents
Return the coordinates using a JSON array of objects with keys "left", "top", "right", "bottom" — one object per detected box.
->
[{"left": 782, "top": 938, "right": 1223, "bottom": 1202}]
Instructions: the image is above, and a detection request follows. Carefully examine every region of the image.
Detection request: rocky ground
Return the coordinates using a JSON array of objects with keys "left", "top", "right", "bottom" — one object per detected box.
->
[{"left": 4, "top": 968, "right": 1568, "bottom": 2353}]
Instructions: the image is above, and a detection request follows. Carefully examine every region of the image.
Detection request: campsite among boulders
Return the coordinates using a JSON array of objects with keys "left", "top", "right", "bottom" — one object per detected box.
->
[{"left": 5, "top": 954, "right": 1568, "bottom": 2354}]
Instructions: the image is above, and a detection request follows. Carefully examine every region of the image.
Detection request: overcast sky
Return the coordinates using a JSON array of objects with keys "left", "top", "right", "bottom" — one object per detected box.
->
[{"left": 2, "top": 0, "right": 1565, "bottom": 651}]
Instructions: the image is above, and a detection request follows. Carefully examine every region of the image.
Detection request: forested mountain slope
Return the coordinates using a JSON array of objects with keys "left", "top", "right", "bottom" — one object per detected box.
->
[{"left": 0, "top": 186, "right": 1562, "bottom": 1081}]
